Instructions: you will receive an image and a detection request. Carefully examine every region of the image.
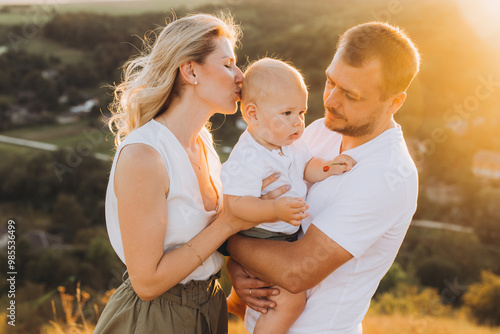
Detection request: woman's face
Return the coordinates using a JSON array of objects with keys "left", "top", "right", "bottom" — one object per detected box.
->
[{"left": 195, "top": 36, "right": 243, "bottom": 115}]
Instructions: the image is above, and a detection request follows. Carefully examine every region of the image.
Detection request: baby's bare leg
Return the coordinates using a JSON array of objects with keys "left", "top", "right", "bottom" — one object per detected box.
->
[
  {"left": 253, "top": 285, "right": 306, "bottom": 334},
  {"left": 227, "top": 287, "right": 247, "bottom": 320}
]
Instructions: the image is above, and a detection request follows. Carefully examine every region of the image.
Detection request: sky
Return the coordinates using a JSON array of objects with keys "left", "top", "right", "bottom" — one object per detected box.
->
[
  {"left": 455, "top": 0, "right": 500, "bottom": 47},
  {"left": 0, "top": 0, "right": 136, "bottom": 4}
]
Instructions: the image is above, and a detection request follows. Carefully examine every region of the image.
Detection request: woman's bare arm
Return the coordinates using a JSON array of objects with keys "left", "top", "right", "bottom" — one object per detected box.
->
[{"left": 115, "top": 143, "right": 249, "bottom": 301}]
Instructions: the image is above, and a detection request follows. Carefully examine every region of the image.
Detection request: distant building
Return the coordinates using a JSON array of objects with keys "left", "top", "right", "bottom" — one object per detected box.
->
[
  {"left": 56, "top": 112, "right": 81, "bottom": 124},
  {"left": 8, "top": 105, "right": 40, "bottom": 125},
  {"left": 424, "top": 182, "right": 461, "bottom": 204},
  {"left": 41, "top": 69, "right": 59, "bottom": 80},
  {"left": 70, "top": 98, "right": 98, "bottom": 114},
  {"left": 472, "top": 150, "right": 500, "bottom": 180},
  {"left": 0, "top": 229, "right": 65, "bottom": 251}
]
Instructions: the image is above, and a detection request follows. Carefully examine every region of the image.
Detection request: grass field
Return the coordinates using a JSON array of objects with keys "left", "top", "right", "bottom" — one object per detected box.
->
[
  {"left": 0, "top": 120, "right": 115, "bottom": 156},
  {"left": 228, "top": 313, "right": 500, "bottom": 334},
  {"left": 0, "top": 0, "right": 217, "bottom": 26},
  {"left": 24, "top": 36, "right": 89, "bottom": 64}
]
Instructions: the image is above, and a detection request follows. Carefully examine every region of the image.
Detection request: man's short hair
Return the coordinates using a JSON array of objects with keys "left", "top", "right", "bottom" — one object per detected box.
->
[{"left": 337, "top": 22, "right": 421, "bottom": 99}]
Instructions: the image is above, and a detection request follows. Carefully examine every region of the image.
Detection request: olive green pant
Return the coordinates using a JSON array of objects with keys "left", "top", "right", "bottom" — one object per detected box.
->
[{"left": 94, "top": 272, "right": 227, "bottom": 334}]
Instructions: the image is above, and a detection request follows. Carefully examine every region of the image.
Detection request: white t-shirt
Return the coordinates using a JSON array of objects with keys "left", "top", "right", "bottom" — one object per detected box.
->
[
  {"left": 244, "top": 118, "right": 418, "bottom": 333},
  {"left": 221, "top": 130, "right": 313, "bottom": 234},
  {"left": 105, "top": 120, "right": 224, "bottom": 284}
]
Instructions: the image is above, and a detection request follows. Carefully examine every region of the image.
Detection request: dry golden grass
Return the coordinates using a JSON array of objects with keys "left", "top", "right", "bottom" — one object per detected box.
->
[
  {"left": 28, "top": 284, "right": 500, "bottom": 334},
  {"left": 362, "top": 312, "right": 500, "bottom": 334},
  {"left": 229, "top": 316, "right": 250, "bottom": 334},
  {"left": 228, "top": 313, "right": 500, "bottom": 334}
]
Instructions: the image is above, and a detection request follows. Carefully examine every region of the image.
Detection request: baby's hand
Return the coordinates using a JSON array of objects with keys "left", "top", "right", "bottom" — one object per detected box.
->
[
  {"left": 274, "top": 197, "right": 309, "bottom": 226},
  {"left": 324, "top": 154, "right": 357, "bottom": 175}
]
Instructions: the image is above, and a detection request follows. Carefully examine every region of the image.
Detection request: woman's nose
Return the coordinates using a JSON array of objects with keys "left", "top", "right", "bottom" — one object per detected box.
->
[{"left": 235, "top": 66, "right": 243, "bottom": 84}]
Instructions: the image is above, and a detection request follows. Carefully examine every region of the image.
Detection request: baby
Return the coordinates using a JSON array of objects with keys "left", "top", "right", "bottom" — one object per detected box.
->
[{"left": 221, "top": 58, "right": 356, "bottom": 334}]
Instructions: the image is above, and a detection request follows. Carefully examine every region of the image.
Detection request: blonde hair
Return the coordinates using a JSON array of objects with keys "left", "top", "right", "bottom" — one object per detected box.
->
[
  {"left": 108, "top": 13, "right": 241, "bottom": 147},
  {"left": 241, "top": 57, "right": 307, "bottom": 112}
]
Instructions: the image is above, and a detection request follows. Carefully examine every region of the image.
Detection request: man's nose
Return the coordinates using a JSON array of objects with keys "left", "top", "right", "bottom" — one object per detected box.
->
[{"left": 325, "top": 87, "right": 341, "bottom": 108}]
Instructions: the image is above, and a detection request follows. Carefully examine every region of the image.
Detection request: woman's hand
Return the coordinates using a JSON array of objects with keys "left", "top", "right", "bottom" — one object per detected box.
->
[
  {"left": 261, "top": 173, "right": 291, "bottom": 200},
  {"left": 226, "top": 257, "right": 279, "bottom": 314}
]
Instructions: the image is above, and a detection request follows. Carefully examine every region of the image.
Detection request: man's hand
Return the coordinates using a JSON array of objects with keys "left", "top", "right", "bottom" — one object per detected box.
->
[
  {"left": 226, "top": 257, "right": 280, "bottom": 314},
  {"left": 274, "top": 197, "right": 309, "bottom": 225}
]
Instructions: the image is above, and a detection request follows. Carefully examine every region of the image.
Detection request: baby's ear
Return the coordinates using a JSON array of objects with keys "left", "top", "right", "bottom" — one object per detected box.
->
[{"left": 243, "top": 103, "right": 259, "bottom": 125}]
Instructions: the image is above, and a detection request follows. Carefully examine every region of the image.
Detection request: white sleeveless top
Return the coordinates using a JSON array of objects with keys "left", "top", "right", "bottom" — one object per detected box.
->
[{"left": 105, "top": 119, "right": 224, "bottom": 284}]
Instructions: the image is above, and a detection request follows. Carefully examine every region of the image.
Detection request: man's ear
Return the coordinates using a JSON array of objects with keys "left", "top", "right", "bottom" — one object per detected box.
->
[
  {"left": 178, "top": 61, "right": 197, "bottom": 86},
  {"left": 243, "top": 103, "right": 259, "bottom": 125},
  {"left": 387, "top": 91, "right": 407, "bottom": 115}
]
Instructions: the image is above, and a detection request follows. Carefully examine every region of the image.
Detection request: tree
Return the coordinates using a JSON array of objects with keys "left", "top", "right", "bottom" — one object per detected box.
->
[
  {"left": 51, "top": 193, "right": 90, "bottom": 242},
  {"left": 464, "top": 271, "right": 500, "bottom": 326}
]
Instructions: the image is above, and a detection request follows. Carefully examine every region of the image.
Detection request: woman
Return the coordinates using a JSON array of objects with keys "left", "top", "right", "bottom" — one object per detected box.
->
[{"left": 94, "top": 13, "right": 260, "bottom": 333}]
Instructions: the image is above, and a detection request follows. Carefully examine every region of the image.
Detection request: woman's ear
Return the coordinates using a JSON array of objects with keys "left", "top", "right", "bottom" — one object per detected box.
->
[
  {"left": 243, "top": 103, "right": 259, "bottom": 125},
  {"left": 178, "top": 61, "right": 197, "bottom": 86}
]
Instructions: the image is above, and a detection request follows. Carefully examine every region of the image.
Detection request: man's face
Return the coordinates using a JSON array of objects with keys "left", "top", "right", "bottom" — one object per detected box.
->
[{"left": 323, "top": 53, "right": 390, "bottom": 137}]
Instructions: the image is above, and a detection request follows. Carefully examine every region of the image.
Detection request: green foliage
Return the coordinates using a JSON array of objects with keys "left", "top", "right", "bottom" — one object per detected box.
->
[
  {"left": 376, "top": 262, "right": 408, "bottom": 296},
  {"left": 27, "top": 248, "right": 78, "bottom": 288},
  {"left": 464, "top": 271, "right": 500, "bottom": 326},
  {"left": 51, "top": 193, "right": 89, "bottom": 242},
  {"left": 416, "top": 256, "right": 460, "bottom": 291},
  {"left": 371, "top": 284, "right": 452, "bottom": 317},
  {"left": 398, "top": 228, "right": 496, "bottom": 289}
]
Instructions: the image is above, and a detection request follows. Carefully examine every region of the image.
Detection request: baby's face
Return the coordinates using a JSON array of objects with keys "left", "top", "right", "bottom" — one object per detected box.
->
[{"left": 254, "top": 85, "right": 307, "bottom": 149}]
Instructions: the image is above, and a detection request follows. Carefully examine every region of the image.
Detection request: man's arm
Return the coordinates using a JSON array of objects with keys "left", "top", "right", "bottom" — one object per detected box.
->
[{"left": 227, "top": 223, "right": 353, "bottom": 293}]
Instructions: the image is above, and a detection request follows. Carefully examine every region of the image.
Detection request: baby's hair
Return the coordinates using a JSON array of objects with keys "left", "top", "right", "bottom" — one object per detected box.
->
[{"left": 241, "top": 57, "right": 307, "bottom": 109}]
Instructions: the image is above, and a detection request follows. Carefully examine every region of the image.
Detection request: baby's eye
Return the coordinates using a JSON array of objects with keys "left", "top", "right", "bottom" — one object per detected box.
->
[
  {"left": 224, "top": 64, "right": 231, "bottom": 68},
  {"left": 283, "top": 111, "right": 292, "bottom": 116},
  {"left": 299, "top": 110, "right": 307, "bottom": 115}
]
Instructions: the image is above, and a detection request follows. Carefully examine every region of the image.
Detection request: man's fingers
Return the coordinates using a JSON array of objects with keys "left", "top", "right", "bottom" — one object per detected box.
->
[
  {"left": 261, "top": 184, "right": 290, "bottom": 200},
  {"left": 248, "top": 304, "right": 271, "bottom": 314},
  {"left": 248, "top": 287, "right": 279, "bottom": 298},
  {"left": 235, "top": 277, "right": 273, "bottom": 290},
  {"left": 242, "top": 293, "right": 277, "bottom": 312},
  {"left": 234, "top": 286, "right": 278, "bottom": 313}
]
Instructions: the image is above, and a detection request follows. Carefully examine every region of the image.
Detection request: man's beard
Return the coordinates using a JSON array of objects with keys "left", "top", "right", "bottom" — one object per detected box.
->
[{"left": 324, "top": 106, "right": 382, "bottom": 137}]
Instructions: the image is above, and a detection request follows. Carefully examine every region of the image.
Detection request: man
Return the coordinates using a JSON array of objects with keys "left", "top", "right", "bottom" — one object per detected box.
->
[{"left": 226, "top": 21, "right": 421, "bottom": 333}]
